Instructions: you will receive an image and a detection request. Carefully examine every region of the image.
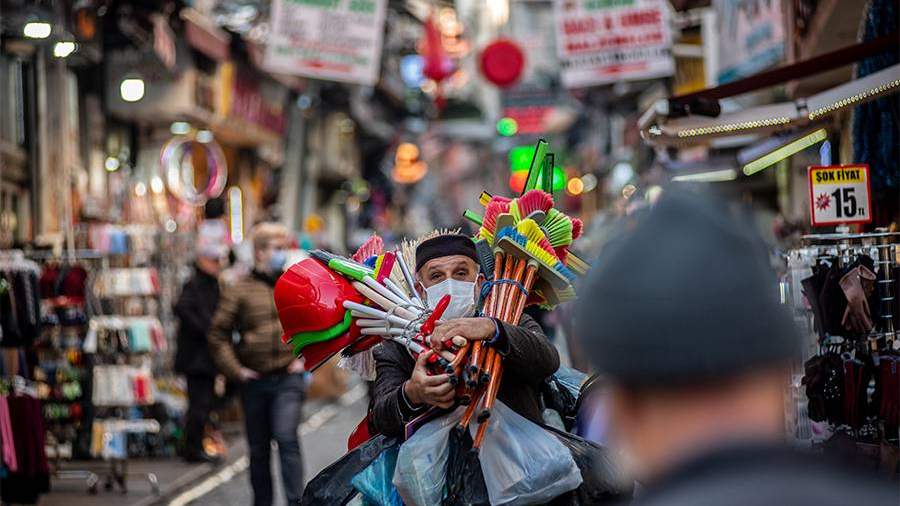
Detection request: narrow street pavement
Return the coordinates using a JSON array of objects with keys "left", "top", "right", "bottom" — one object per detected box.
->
[{"left": 171, "top": 383, "right": 369, "bottom": 506}]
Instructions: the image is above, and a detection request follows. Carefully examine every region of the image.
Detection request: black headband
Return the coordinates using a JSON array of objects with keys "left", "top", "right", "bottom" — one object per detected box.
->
[{"left": 415, "top": 234, "right": 479, "bottom": 272}]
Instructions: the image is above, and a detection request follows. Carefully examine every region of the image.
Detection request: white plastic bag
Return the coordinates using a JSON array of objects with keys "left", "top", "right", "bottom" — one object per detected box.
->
[
  {"left": 471, "top": 401, "right": 582, "bottom": 505},
  {"left": 393, "top": 407, "right": 464, "bottom": 506}
]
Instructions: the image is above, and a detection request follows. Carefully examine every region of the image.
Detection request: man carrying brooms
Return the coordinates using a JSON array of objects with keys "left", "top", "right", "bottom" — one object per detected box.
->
[{"left": 371, "top": 232, "right": 559, "bottom": 438}]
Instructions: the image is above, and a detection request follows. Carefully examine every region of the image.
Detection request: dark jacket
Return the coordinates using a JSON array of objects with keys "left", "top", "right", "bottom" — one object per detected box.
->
[
  {"left": 174, "top": 267, "right": 221, "bottom": 377},
  {"left": 635, "top": 443, "right": 898, "bottom": 506},
  {"left": 372, "top": 313, "right": 559, "bottom": 438},
  {"left": 208, "top": 270, "right": 296, "bottom": 381}
]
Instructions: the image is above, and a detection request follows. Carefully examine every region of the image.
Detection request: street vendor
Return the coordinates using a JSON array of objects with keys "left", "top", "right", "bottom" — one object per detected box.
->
[{"left": 371, "top": 233, "right": 560, "bottom": 437}]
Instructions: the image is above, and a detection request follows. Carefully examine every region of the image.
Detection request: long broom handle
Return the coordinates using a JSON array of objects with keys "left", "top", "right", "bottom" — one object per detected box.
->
[
  {"left": 351, "top": 282, "right": 419, "bottom": 321},
  {"left": 474, "top": 262, "right": 537, "bottom": 448}
]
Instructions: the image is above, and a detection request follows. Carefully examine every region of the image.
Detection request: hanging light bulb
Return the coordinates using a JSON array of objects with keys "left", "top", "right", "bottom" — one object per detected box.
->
[
  {"left": 23, "top": 21, "right": 52, "bottom": 39},
  {"left": 53, "top": 41, "right": 77, "bottom": 58},
  {"left": 120, "top": 77, "right": 145, "bottom": 102}
]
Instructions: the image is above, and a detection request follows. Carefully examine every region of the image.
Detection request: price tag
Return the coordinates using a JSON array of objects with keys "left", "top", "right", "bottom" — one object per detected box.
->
[{"left": 807, "top": 165, "right": 872, "bottom": 227}]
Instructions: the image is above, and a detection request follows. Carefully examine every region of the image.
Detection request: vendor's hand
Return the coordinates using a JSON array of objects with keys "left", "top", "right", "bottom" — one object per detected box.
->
[
  {"left": 430, "top": 317, "right": 496, "bottom": 352},
  {"left": 403, "top": 350, "right": 455, "bottom": 409},
  {"left": 238, "top": 367, "right": 260, "bottom": 383},
  {"left": 287, "top": 358, "right": 305, "bottom": 374}
]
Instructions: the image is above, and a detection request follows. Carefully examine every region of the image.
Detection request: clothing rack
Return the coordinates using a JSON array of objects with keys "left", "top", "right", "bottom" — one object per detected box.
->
[{"left": 799, "top": 231, "right": 898, "bottom": 349}]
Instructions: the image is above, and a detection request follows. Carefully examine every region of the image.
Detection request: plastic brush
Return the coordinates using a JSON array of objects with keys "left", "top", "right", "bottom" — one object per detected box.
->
[
  {"left": 508, "top": 199, "right": 521, "bottom": 222},
  {"left": 554, "top": 246, "right": 569, "bottom": 264},
  {"left": 516, "top": 190, "right": 554, "bottom": 221},
  {"left": 554, "top": 263, "right": 577, "bottom": 282},
  {"left": 565, "top": 252, "right": 590, "bottom": 276},
  {"left": 351, "top": 234, "right": 383, "bottom": 263},
  {"left": 375, "top": 252, "right": 396, "bottom": 284},
  {"left": 479, "top": 200, "right": 508, "bottom": 244},
  {"left": 572, "top": 217, "right": 584, "bottom": 241},
  {"left": 541, "top": 208, "right": 574, "bottom": 247},
  {"left": 516, "top": 219, "right": 555, "bottom": 255},
  {"left": 494, "top": 226, "right": 527, "bottom": 249},
  {"left": 463, "top": 209, "right": 483, "bottom": 227},
  {"left": 474, "top": 240, "right": 495, "bottom": 281}
]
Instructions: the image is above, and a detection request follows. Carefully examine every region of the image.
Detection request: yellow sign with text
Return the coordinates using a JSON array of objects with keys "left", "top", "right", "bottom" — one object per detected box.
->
[{"left": 807, "top": 165, "right": 872, "bottom": 227}]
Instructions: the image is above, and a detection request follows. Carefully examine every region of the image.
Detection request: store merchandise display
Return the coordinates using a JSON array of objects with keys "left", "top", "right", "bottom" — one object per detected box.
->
[{"left": 786, "top": 232, "right": 899, "bottom": 472}]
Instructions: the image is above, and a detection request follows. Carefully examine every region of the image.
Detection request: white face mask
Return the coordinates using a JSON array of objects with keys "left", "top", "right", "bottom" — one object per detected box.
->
[{"left": 424, "top": 279, "right": 476, "bottom": 320}]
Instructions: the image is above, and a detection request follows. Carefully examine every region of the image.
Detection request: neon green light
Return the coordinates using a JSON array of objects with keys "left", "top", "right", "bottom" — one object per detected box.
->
[
  {"left": 497, "top": 117, "right": 518, "bottom": 137},
  {"left": 742, "top": 128, "right": 828, "bottom": 176}
]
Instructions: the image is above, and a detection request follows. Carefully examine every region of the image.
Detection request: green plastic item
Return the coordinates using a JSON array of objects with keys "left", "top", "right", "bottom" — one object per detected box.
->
[
  {"left": 328, "top": 258, "right": 373, "bottom": 282},
  {"left": 463, "top": 209, "right": 483, "bottom": 226},
  {"left": 289, "top": 310, "right": 353, "bottom": 355},
  {"left": 522, "top": 139, "right": 549, "bottom": 195}
]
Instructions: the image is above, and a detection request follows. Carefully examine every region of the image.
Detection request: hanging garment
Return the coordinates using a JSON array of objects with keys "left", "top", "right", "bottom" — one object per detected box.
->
[
  {"left": 839, "top": 265, "right": 876, "bottom": 334},
  {"left": 841, "top": 356, "right": 870, "bottom": 429},
  {"left": 802, "top": 353, "right": 845, "bottom": 425},
  {"left": 1, "top": 395, "right": 50, "bottom": 504},
  {"left": 801, "top": 264, "right": 829, "bottom": 341},
  {"left": 0, "top": 396, "right": 17, "bottom": 472},
  {"left": 877, "top": 355, "right": 899, "bottom": 430}
]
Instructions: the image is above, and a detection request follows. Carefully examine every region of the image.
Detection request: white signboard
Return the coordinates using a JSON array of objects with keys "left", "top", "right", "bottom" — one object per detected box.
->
[
  {"left": 553, "top": 0, "right": 674, "bottom": 89},
  {"left": 264, "top": 0, "right": 387, "bottom": 86},
  {"left": 807, "top": 165, "right": 872, "bottom": 227},
  {"left": 714, "top": 0, "right": 785, "bottom": 83}
]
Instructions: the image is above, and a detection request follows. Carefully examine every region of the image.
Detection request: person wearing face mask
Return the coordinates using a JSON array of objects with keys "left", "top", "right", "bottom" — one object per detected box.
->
[
  {"left": 208, "top": 222, "right": 306, "bottom": 506},
  {"left": 371, "top": 233, "right": 560, "bottom": 438}
]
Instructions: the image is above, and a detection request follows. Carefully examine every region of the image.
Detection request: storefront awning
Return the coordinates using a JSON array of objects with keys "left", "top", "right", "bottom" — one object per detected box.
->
[{"left": 639, "top": 35, "right": 900, "bottom": 146}]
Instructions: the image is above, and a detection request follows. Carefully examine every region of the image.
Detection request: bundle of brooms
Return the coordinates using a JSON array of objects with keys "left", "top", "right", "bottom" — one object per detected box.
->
[{"left": 451, "top": 139, "right": 589, "bottom": 448}]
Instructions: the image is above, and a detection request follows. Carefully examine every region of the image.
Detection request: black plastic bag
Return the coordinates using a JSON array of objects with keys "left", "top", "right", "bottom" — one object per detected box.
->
[
  {"left": 442, "top": 428, "right": 489, "bottom": 506},
  {"left": 302, "top": 435, "right": 398, "bottom": 505},
  {"left": 543, "top": 425, "right": 634, "bottom": 505}
]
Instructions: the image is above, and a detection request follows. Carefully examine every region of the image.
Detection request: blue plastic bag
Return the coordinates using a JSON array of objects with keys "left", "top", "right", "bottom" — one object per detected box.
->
[{"left": 352, "top": 444, "right": 403, "bottom": 506}]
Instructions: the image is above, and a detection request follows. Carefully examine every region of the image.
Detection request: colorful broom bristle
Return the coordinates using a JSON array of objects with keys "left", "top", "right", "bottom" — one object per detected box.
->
[
  {"left": 554, "top": 246, "right": 569, "bottom": 264},
  {"left": 554, "top": 262, "right": 577, "bottom": 282},
  {"left": 495, "top": 226, "right": 526, "bottom": 248},
  {"left": 481, "top": 201, "right": 506, "bottom": 234},
  {"left": 542, "top": 208, "right": 573, "bottom": 247},
  {"left": 523, "top": 241, "right": 560, "bottom": 269},
  {"left": 516, "top": 190, "right": 554, "bottom": 217},
  {"left": 351, "top": 234, "right": 383, "bottom": 263},
  {"left": 572, "top": 218, "right": 584, "bottom": 241},
  {"left": 517, "top": 219, "right": 555, "bottom": 256},
  {"left": 508, "top": 200, "right": 521, "bottom": 222}
]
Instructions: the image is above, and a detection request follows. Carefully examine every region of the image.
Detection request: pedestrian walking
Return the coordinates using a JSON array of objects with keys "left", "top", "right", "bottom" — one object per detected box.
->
[
  {"left": 209, "top": 222, "right": 306, "bottom": 506},
  {"left": 174, "top": 225, "right": 227, "bottom": 463},
  {"left": 577, "top": 187, "right": 897, "bottom": 506}
]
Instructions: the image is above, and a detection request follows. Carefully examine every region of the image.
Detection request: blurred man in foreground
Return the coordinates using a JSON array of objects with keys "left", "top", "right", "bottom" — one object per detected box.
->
[
  {"left": 209, "top": 223, "right": 305, "bottom": 506},
  {"left": 576, "top": 187, "right": 897, "bottom": 506}
]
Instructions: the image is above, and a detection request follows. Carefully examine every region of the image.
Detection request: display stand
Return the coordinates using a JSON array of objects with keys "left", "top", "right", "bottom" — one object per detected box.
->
[{"left": 785, "top": 231, "right": 899, "bottom": 471}]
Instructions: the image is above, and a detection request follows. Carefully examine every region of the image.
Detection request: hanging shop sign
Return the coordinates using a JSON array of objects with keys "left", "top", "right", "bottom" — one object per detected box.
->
[
  {"left": 714, "top": 0, "right": 785, "bottom": 84},
  {"left": 263, "top": 0, "right": 388, "bottom": 86},
  {"left": 807, "top": 165, "right": 872, "bottom": 227},
  {"left": 159, "top": 136, "right": 228, "bottom": 206},
  {"left": 553, "top": 0, "right": 674, "bottom": 89}
]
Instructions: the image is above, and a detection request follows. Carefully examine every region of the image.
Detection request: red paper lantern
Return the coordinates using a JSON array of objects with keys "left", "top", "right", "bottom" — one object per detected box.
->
[{"left": 480, "top": 39, "right": 525, "bottom": 88}]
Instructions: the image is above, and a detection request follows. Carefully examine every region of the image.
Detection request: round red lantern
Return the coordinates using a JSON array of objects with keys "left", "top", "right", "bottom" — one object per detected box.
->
[{"left": 480, "top": 39, "right": 525, "bottom": 88}]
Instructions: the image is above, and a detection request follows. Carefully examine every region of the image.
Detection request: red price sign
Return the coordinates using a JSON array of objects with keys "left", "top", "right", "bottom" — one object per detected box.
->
[{"left": 807, "top": 164, "right": 872, "bottom": 227}]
